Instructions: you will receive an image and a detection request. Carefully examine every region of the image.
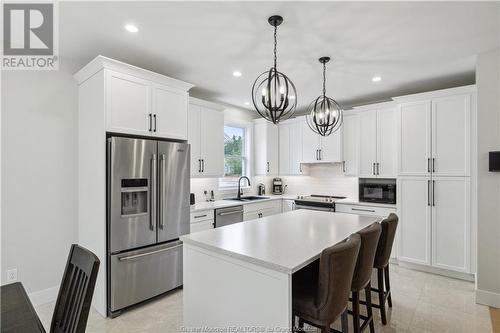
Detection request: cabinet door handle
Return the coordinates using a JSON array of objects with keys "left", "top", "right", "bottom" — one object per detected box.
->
[
  {"left": 267, "top": 162, "right": 270, "bottom": 173},
  {"left": 319, "top": 149, "right": 322, "bottom": 160},
  {"left": 427, "top": 180, "right": 431, "bottom": 206},
  {"left": 432, "top": 158, "right": 436, "bottom": 173},
  {"left": 427, "top": 158, "right": 431, "bottom": 173},
  {"left": 432, "top": 180, "right": 436, "bottom": 206},
  {"left": 299, "top": 163, "right": 303, "bottom": 173},
  {"left": 148, "top": 113, "right": 152, "bottom": 132},
  {"left": 194, "top": 214, "right": 207, "bottom": 219},
  {"left": 351, "top": 208, "right": 376, "bottom": 213},
  {"left": 202, "top": 159, "right": 205, "bottom": 172},
  {"left": 198, "top": 159, "right": 201, "bottom": 173},
  {"left": 343, "top": 161, "right": 346, "bottom": 173},
  {"left": 373, "top": 163, "right": 376, "bottom": 175},
  {"left": 153, "top": 114, "right": 157, "bottom": 132},
  {"left": 377, "top": 162, "right": 380, "bottom": 175},
  {"left": 316, "top": 149, "right": 319, "bottom": 161}
]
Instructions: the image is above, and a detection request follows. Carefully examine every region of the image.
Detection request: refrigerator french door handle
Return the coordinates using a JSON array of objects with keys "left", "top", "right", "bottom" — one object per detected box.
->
[
  {"left": 118, "top": 243, "right": 183, "bottom": 261},
  {"left": 159, "top": 154, "right": 166, "bottom": 229},
  {"left": 151, "top": 154, "right": 157, "bottom": 231}
]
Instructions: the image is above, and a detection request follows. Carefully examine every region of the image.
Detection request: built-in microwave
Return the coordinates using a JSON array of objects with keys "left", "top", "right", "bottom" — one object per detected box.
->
[{"left": 359, "top": 178, "right": 396, "bottom": 204}]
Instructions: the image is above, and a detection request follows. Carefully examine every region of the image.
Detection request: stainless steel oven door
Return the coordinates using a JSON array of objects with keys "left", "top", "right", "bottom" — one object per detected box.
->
[
  {"left": 294, "top": 204, "right": 335, "bottom": 212},
  {"left": 109, "top": 241, "right": 183, "bottom": 312}
]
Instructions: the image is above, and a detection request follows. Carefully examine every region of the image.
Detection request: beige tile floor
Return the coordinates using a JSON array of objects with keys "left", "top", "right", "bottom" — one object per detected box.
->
[{"left": 35, "top": 265, "right": 492, "bottom": 333}]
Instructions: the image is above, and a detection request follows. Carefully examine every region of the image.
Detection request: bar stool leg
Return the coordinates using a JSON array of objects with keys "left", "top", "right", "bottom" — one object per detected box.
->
[
  {"left": 365, "top": 283, "right": 375, "bottom": 333},
  {"left": 384, "top": 265, "right": 392, "bottom": 308},
  {"left": 341, "top": 309, "right": 349, "bottom": 333},
  {"left": 352, "top": 291, "right": 360, "bottom": 333},
  {"left": 377, "top": 268, "right": 387, "bottom": 325}
]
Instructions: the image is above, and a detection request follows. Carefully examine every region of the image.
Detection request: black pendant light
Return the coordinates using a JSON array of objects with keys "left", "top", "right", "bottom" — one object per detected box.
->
[
  {"left": 306, "top": 57, "right": 343, "bottom": 136},
  {"left": 251, "top": 15, "right": 297, "bottom": 125}
]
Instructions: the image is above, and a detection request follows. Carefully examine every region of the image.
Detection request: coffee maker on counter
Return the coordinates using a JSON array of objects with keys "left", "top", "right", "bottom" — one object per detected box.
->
[{"left": 272, "top": 177, "right": 284, "bottom": 195}]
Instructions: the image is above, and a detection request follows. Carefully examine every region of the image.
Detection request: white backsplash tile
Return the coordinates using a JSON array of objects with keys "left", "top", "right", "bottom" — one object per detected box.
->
[{"left": 190, "top": 163, "right": 358, "bottom": 203}]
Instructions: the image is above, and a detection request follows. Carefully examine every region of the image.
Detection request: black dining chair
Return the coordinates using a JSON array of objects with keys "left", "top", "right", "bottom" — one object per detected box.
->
[{"left": 50, "top": 244, "right": 100, "bottom": 333}]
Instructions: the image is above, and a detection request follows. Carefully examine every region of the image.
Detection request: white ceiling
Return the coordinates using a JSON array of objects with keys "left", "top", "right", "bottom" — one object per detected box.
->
[{"left": 60, "top": 1, "right": 500, "bottom": 113}]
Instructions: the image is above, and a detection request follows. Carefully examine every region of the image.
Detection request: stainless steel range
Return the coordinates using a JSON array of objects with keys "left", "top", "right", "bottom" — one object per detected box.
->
[{"left": 294, "top": 195, "right": 347, "bottom": 212}]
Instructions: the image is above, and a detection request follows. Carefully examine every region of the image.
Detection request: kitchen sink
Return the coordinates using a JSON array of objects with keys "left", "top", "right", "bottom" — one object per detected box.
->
[{"left": 224, "top": 196, "right": 270, "bottom": 202}]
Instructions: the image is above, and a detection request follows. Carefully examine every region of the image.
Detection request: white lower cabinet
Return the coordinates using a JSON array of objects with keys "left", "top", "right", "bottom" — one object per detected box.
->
[
  {"left": 336, "top": 203, "right": 398, "bottom": 260},
  {"left": 243, "top": 200, "right": 281, "bottom": 221},
  {"left": 398, "top": 176, "right": 470, "bottom": 273},
  {"left": 282, "top": 199, "right": 296, "bottom": 213},
  {"left": 190, "top": 209, "right": 215, "bottom": 233}
]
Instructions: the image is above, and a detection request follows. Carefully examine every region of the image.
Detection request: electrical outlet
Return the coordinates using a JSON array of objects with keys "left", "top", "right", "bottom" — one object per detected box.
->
[{"left": 7, "top": 269, "right": 17, "bottom": 282}]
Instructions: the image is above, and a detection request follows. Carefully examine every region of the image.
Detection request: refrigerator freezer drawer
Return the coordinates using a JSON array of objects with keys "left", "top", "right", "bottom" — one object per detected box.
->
[{"left": 109, "top": 241, "right": 183, "bottom": 312}]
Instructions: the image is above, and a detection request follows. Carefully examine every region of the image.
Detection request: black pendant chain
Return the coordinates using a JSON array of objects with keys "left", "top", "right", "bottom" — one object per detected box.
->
[
  {"left": 322, "top": 61, "right": 327, "bottom": 97},
  {"left": 273, "top": 25, "right": 278, "bottom": 70}
]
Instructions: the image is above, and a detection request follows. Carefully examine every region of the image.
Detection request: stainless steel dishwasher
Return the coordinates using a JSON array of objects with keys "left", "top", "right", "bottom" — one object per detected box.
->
[{"left": 215, "top": 206, "right": 244, "bottom": 227}]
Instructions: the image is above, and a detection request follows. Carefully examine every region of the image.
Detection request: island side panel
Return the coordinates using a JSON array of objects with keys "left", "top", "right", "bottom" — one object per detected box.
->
[{"left": 183, "top": 243, "right": 292, "bottom": 330}]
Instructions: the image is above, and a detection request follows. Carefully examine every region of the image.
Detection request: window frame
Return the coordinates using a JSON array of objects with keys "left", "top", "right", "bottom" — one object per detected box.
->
[{"left": 219, "top": 121, "right": 252, "bottom": 190}]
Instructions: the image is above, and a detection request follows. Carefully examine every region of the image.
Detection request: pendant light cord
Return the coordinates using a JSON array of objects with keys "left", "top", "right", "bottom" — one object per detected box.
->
[
  {"left": 323, "top": 62, "right": 326, "bottom": 97},
  {"left": 273, "top": 25, "right": 277, "bottom": 70}
]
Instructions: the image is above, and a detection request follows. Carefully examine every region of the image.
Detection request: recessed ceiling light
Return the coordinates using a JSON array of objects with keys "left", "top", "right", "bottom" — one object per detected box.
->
[
  {"left": 372, "top": 76, "right": 382, "bottom": 82},
  {"left": 125, "top": 24, "right": 139, "bottom": 33},
  {"left": 244, "top": 102, "right": 250, "bottom": 106},
  {"left": 233, "top": 71, "right": 242, "bottom": 77}
]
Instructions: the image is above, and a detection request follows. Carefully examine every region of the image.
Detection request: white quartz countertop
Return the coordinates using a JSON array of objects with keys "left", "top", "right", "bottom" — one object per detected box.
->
[
  {"left": 190, "top": 195, "right": 296, "bottom": 212},
  {"left": 181, "top": 210, "right": 380, "bottom": 274}
]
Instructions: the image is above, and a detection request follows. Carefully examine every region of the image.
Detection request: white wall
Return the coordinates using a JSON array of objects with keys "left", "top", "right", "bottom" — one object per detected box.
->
[
  {"left": 1, "top": 60, "right": 79, "bottom": 304},
  {"left": 475, "top": 48, "right": 500, "bottom": 307}
]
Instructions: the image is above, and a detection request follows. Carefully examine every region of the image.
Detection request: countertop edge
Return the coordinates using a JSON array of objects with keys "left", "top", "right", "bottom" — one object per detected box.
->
[{"left": 181, "top": 236, "right": 295, "bottom": 274}]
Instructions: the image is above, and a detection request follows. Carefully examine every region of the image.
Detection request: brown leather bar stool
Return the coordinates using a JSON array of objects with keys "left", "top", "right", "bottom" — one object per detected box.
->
[
  {"left": 349, "top": 222, "right": 382, "bottom": 333},
  {"left": 292, "top": 234, "right": 361, "bottom": 333},
  {"left": 372, "top": 213, "right": 399, "bottom": 325}
]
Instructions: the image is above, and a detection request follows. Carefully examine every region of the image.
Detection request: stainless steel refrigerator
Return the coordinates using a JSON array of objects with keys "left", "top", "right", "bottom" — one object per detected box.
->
[{"left": 107, "top": 136, "right": 190, "bottom": 316}]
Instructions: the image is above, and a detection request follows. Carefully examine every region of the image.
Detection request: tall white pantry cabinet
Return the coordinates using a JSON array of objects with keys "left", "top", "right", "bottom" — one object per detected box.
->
[
  {"left": 395, "top": 86, "right": 475, "bottom": 275},
  {"left": 74, "top": 56, "right": 194, "bottom": 316}
]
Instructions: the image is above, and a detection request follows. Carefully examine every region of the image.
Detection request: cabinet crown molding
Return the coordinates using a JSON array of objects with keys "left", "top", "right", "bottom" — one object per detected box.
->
[
  {"left": 189, "top": 97, "right": 225, "bottom": 111},
  {"left": 73, "top": 55, "right": 195, "bottom": 91},
  {"left": 392, "top": 85, "right": 476, "bottom": 103},
  {"left": 351, "top": 101, "right": 397, "bottom": 112}
]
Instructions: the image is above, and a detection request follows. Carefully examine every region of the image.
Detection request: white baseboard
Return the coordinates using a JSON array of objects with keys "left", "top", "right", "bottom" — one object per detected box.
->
[
  {"left": 476, "top": 289, "right": 500, "bottom": 308},
  {"left": 397, "top": 260, "right": 475, "bottom": 281},
  {"left": 28, "top": 285, "right": 59, "bottom": 307}
]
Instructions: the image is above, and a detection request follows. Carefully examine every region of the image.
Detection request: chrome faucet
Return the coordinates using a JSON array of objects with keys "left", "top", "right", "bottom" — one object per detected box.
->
[{"left": 237, "top": 176, "right": 251, "bottom": 200}]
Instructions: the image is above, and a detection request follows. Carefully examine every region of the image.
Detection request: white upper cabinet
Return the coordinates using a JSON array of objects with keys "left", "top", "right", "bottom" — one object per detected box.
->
[
  {"left": 188, "top": 98, "right": 224, "bottom": 177},
  {"left": 299, "top": 116, "right": 342, "bottom": 163},
  {"left": 279, "top": 120, "right": 303, "bottom": 175},
  {"left": 254, "top": 119, "right": 279, "bottom": 175},
  {"left": 398, "top": 101, "right": 432, "bottom": 176},
  {"left": 106, "top": 71, "right": 151, "bottom": 135},
  {"left": 431, "top": 94, "right": 470, "bottom": 176},
  {"left": 152, "top": 84, "right": 188, "bottom": 140},
  {"left": 341, "top": 114, "right": 359, "bottom": 175},
  {"left": 74, "top": 56, "right": 194, "bottom": 140},
  {"left": 377, "top": 108, "right": 397, "bottom": 178},
  {"left": 355, "top": 103, "right": 397, "bottom": 178},
  {"left": 396, "top": 88, "right": 473, "bottom": 177},
  {"left": 359, "top": 110, "right": 378, "bottom": 177}
]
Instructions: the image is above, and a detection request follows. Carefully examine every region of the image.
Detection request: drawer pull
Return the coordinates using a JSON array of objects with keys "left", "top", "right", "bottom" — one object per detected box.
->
[
  {"left": 351, "top": 208, "right": 376, "bottom": 213},
  {"left": 118, "top": 244, "right": 182, "bottom": 261},
  {"left": 194, "top": 214, "right": 207, "bottom": 219}
]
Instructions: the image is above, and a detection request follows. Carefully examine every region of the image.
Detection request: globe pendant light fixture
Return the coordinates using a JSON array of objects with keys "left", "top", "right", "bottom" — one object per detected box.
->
[
  {"left": 251, "top": 15, "right": 297, "bottom": 124},
  {"left": 306, "top": 57, "right": 343, "bottom": 136}
]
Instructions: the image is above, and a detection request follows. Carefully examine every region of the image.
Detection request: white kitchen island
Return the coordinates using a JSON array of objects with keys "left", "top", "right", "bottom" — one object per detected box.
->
[{"left": 180, "top": 210, "right": 381, "bottom": 331}]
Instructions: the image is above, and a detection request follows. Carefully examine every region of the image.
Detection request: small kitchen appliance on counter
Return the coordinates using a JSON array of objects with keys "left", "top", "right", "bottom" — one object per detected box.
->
[
  {"left": 272, "top": 178, "right": 284, "bottom": 195},
  {"left": 258, "top": 183, "right": 266, "bottom": 196}
]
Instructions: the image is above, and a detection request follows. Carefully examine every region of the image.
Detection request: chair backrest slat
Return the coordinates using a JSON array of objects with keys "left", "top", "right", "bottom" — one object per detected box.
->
[{"left": 50, "top": 244, "right": 100, "bottom": 333}]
